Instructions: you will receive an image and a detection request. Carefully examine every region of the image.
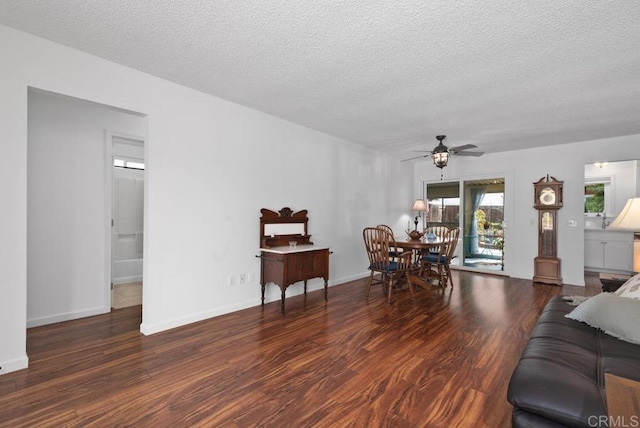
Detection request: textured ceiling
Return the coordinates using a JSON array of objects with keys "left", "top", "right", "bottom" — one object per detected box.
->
[{"left": 1, "top": 1, "right": 639, "bottom": 156}]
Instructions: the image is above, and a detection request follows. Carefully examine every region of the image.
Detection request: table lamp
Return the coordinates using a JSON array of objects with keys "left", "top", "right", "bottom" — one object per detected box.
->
[
  {"left": 408, "top": 199, "right": 428, "bottom": 240},
  {"left": 608, "top": 197, "right": 640, "bottom": 273}
]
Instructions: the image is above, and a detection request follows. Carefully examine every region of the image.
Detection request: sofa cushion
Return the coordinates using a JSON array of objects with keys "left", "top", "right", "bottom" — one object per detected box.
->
[
  {"left": 599, "top": 332, "right": 640, "bottom": 381},
  {"left": 512, "top": 408, "right": 573, "bottom": 428},
  {"left": 508, "top": 343, "right": 605, "bottom": 425}
]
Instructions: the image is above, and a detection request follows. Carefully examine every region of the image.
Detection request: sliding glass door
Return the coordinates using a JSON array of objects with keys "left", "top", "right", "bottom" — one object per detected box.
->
[
  {"left": 462, "top": 178, "right": 505, "bottom": 271},
  {"left": 425, "top": 177, "right": 505, "bottom": 272}
]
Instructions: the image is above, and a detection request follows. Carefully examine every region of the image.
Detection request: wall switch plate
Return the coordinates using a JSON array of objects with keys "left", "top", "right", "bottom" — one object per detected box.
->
[
  {"left": 239, "top": 273, "right": 246, "bottom": 284},
  {"left": 568, "top": 220, "right": 577, "bottom": 227},
  {"left": 228, "top": 275, "right": 236, "bottom": 286}
]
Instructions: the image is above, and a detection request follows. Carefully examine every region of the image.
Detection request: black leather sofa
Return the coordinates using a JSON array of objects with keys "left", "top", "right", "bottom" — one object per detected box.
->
[{"left": 507, "top": 296, "right": 640, "bottom": 427}]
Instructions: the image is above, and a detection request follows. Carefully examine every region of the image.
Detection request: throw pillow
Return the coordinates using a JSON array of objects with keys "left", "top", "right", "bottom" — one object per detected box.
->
[
  {"left": 565, "top": 292, "right": 640, "bottom": 345},
  {"left": 614, "top": 272, "right": 640, "bottom": 300}
]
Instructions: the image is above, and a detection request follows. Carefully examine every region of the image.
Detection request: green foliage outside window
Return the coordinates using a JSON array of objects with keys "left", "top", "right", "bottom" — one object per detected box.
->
[
  {"left": 584, "top": 184, "right": 605, "bottom": 213},
  {"left": 475, "top": 209, "right": 487, "bottom": 229}
]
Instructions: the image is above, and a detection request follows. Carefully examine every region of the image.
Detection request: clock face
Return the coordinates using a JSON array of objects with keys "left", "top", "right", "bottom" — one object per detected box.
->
[{"left": 539, "top": 187, "right": 556, "bottom": 205}]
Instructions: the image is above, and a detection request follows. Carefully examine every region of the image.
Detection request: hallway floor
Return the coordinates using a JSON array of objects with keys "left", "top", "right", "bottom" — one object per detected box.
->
[{"left": 112, "top": 281, "right": 142, "bottom": 309}]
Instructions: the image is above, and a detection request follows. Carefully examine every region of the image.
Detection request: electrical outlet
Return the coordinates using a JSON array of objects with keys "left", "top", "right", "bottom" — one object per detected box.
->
[
  {"left": 239, "top": 273, "right": 246, "bottom": 284},
  {"left": 228, "top": 275, "right": 236, "bottom": 286},
  {"left": 568, "top": 220, "right": 577, "bottom": 227}
]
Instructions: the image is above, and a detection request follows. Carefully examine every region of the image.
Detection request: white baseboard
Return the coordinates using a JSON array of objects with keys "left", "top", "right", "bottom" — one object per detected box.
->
[
  {"left": 140, "top": 299, "right": 257, "bottom": 335},
  {"left": 140, "top": 274, "right": 369, "bottom": 336},
  {"left": 334, "top": 271, "right": 369, "bottom": 284},
  {"left": 27, "top": 305, "right": 111, "bottom": 328},
  {"left": 0, "top": 355, "right": 29, "bottom": 375}
]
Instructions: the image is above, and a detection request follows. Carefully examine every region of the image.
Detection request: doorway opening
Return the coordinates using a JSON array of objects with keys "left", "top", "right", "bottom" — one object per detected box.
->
[
  {"left": 27, "top": 88, "right": 147, "bottom": 328},
  {"left": 109, "top": 134, "right": 145, "bottom": 309}
]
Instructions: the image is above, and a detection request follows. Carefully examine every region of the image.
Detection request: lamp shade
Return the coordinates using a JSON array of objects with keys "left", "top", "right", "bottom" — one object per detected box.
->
[
  {"left": 412, "top": 199, "right": 428, "bottom": 212},
  {"left": 609, "top": 198, "right": 640, "bottom": 229}
]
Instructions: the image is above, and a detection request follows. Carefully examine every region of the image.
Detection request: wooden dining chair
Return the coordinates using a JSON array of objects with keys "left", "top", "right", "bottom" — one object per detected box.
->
[
  {"left": 376, "top": 224, "right": 394, "bottom": 236},
  {"left": 363, "top": 227, "right": 414, "bottom": 303},
  {"left": 419, "top": 227, "right": 460, "bottom": 289},
  {"left": 422, "top": 225, "right": 450, "bottom": 257},
  {"left": 423, "top": 225, "right": 450, "bottom": 239},
  {"left": 376, "top": 224, "right": 400, "bottom": 260}
]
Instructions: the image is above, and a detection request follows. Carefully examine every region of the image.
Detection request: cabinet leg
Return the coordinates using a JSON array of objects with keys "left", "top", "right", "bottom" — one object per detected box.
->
[
  {"left": 280, "top": 289, "right": 286, "bottom": 314},
  {"left": 261, "top": 283, "right": 265, "bottom": 306},
  {"left": 324, "top": 279, "right": 328, "bottom": 302},
  {"left": 304, "top": 280, "right": 308, "bottom": 294}
]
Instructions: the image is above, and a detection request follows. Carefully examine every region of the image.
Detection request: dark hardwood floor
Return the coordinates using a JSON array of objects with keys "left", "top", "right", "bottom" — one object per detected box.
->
[{"left": 0, "top": 271, "right": 601, "bottom": 427}]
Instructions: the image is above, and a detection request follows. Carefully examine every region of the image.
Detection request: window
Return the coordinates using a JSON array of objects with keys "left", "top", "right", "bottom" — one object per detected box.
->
[
  {"left": 426, "top": 181, "right": 460, "bottom": 227},
  {"left": 584, "top": 183, "right": 604, "bottom": 213},
  {"left": 427, "top": 197, "right": 460, "bottom": 225},
  {"left": 584, "top": 177, "right": 612, "bottom": 216}
]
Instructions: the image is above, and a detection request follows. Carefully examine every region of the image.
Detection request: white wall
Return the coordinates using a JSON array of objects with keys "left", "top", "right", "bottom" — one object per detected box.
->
[
  {"left": 27, "top": 89, "right": 146, "bottom": 327},
  {"left": 0, "top": 24, "right": 413, "bottom": 374},
  {"left": 415, "top": 135, "right": 640, "bottom": 286}
]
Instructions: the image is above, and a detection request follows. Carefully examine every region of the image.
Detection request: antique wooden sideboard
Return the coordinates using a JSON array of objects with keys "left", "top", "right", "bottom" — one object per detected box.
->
[{"left": 257, "top": 207, "right": 330, "bottom": 314}]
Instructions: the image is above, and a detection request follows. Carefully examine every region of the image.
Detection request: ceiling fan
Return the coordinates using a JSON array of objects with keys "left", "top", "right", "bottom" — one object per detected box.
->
[{"left": 402, "top": 135, "right": 484, "bottom": 169}]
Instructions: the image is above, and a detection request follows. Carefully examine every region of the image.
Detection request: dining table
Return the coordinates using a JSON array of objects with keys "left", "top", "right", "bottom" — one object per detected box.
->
[
  {"left": 394, "top": 236, "right": 451, "bottom": 290},
  {"left": 395, "top": 236, "right": 447, "bottom": 265},
  {"left": 396, "top": 236, "right": 445, "bottom": 250}
]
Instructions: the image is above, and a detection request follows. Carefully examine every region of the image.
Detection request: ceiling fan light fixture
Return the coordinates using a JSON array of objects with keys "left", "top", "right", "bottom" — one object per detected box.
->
[
  {"left": 432, "top": 150, "right": 449, "bottom": 168},
  {"left": 400, "top": 134, "right": 482, "bottom": 167},
  {"left": 432, "top": 135, "right": 449, "bottom": 169}
]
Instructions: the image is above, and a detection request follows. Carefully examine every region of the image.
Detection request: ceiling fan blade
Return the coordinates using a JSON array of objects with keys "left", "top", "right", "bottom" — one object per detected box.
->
[
  {"left": 454, "top": 151, "right": 484, "bottom": 157},
  {"left": 449, "top": 144, "right": 477, "bottom": 152},
  {"left": 401, "top": 154, "right": 431, "bottom": 162}
]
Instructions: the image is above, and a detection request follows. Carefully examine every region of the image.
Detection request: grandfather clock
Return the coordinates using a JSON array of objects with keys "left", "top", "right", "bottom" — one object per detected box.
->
[{"left": 533, "top": 175, "right": 563, "bottom": 285}]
